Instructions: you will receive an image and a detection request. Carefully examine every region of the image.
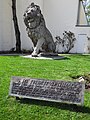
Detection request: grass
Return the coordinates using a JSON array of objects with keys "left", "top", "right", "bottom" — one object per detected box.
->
[{"left": 0, "top": 54, "right": 90, "bottom": 120}]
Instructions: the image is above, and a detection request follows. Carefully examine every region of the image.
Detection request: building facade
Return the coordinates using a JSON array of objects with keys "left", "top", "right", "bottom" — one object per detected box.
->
[{"left": 0, "top": 0, "right": 90, "bottom": 53}]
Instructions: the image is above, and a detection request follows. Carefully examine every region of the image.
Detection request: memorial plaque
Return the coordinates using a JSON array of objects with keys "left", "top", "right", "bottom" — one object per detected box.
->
[{"left": 9, "top": 76, "right": 85, "bottom": 105}]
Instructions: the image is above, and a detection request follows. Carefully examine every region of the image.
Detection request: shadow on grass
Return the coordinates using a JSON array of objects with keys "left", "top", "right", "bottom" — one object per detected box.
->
[
  {"left": 17, "top": 98, "right": 90, "bottom": 113},
  {"left": 53, "top": 57, "right": 70, "bottom": 60},
  {"left": 0, "top": 54, "right": 20, "bottom": 57}
]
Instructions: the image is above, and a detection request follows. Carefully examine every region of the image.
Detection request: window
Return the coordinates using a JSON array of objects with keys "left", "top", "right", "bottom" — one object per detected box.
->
[{"left": 77, "top": 0, "right": 90, "bottom": 26}]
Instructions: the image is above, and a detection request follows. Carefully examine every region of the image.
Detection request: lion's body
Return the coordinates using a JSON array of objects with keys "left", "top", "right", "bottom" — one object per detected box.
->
[{"left": 23, "top": 3, "right": 56, "bottom": 56}]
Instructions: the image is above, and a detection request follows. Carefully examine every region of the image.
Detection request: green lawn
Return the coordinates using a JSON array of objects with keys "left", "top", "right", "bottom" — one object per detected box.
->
[{"left": 0, "top": 54, "right": 90, "bottom": 120}]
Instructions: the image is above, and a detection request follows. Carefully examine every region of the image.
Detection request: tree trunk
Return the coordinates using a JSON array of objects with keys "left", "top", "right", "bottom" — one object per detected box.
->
[{"left": 12, "top": 0, "right": 21, "bottom": 53}]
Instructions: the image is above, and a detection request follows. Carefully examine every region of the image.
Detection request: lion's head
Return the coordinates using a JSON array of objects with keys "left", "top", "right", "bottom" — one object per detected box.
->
[{"left": 23, "top": 3, "right": 42, "bottom": 28}]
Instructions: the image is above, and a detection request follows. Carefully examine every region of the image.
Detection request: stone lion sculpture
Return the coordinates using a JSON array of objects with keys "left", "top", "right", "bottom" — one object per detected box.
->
[{"left": 23, "top": 3, "right": 56, "bottom": 57}]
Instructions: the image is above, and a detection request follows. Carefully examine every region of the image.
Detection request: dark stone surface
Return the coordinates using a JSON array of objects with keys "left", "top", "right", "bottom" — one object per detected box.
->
[
  {"left": 22, "top": 54, "right": 66, "bottom": 60},
  {"left": 9, "top": 76, "right": 85, "bottom": 105}
]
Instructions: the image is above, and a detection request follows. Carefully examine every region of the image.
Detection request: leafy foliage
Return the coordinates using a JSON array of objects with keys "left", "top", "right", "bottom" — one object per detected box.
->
[
  {"left": 82, "top": 0, "right": 90, "bottom": 24},
  {"left": 55, "top": 31, "right": 76, "bottom": 53}
]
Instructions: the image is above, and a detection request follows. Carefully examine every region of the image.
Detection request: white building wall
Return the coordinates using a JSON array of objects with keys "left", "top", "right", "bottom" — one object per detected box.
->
[
  {"left": 0, "top": 0, "right": 90, "bottom": 53},
  {"left": 0, "top": 0, "right": 14, "bottom": 51},
  {"left": 43, "top": 0, "right": 90, "bottom": 53},
  {"left": 43, "top": 0, "right": 78, "bottom": 36}
]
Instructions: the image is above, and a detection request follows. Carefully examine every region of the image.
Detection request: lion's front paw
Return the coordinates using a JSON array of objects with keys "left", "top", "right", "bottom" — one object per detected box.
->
[{"left": 31, "top": 52, "right": 38, "bottom": 57}]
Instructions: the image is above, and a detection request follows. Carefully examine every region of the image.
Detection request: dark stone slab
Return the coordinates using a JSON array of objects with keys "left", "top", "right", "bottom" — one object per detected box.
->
[
  {"left": 22, "top": 55, "right": 65, "bottom": 60},
  {"left": 9, "top": 77, "right": 85, "bottom": 105}
]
